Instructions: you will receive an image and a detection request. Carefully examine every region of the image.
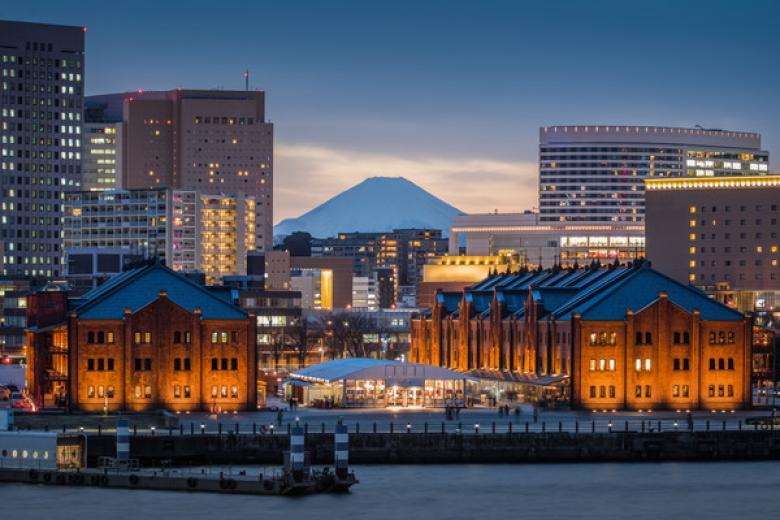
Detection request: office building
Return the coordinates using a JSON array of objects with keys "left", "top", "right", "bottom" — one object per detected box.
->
[
  {"left": 411, "top": 262, "right": 752, "bottom": 410},
  {"left": 645, "top": 175, "right": 780, "bottom": 313},
  {"left": 539, "top": 125, "right": 769, "bottom": 224},
  {"left": 449, "top": 211, "right": 645, "bottom": 265},
  {"left": 63, "top": 188, "right": 255, "bottom": 285},
  {"left": 82, "top": 100, "right": 122, "bottom": 191},
  {"left": 86, "top": 89, "right": 274, "bottom": 251},
  {"left": 26, "top": 262, "right": 257, "bottom": 411},
  {"left": 0, "top": 21, "right": 86, "bottom": 277}
]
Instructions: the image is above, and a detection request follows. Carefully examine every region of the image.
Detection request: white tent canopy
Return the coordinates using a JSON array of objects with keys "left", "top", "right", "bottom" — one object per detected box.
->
[{"left": 290, "top": 358, "right": 474, "bottom": 387}]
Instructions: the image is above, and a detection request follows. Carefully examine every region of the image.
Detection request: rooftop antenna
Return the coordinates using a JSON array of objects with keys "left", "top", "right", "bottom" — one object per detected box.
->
[{"left": 243, "top": 69, "right": 250, "bottom": 91}]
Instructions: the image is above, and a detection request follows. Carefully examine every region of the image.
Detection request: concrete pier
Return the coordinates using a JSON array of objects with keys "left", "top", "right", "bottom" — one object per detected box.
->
[{"left": 84, "top": 430, "right": 780, "bottom": 466}]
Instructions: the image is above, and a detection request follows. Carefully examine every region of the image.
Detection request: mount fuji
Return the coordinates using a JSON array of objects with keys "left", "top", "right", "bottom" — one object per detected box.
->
[{"left": 274, "top": 176, "right": 462, "bottom": 239}]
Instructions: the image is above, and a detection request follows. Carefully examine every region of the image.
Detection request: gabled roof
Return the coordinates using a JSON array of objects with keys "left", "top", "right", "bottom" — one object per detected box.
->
[
  {"left": 74, "top": 262, "right": 247, "bottom": 320},
  {"left": 557, "top": 268, "right": 744, "bottom": 322}
]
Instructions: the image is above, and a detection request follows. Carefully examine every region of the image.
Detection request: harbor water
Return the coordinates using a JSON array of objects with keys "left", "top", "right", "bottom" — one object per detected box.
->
[{"left": 1, "top": 462, "right": 779, "bottom": 519}]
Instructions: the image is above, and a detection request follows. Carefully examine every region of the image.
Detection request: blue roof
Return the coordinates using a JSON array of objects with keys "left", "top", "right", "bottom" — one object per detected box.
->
[
  {"left": 559, "top": 268, "right": 744, "bottom": 321},
  {"left": 75, "top": 262, "right": 247, "bottom": 320}
]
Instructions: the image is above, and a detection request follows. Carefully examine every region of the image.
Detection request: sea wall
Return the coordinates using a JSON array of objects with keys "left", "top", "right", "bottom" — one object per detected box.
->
[{"left": 85, "top": 430, "right": 780, "bottom": 466}]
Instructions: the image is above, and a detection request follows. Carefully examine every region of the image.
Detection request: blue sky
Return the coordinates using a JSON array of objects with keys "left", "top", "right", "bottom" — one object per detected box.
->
[{"left": 3, "top": 0, "right": 779, "bottom": 220}]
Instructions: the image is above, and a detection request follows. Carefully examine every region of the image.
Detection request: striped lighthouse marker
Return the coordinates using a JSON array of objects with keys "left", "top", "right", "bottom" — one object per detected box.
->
[
  {"left": 116, "top": 417, "right": 130, "bottom": 464},
  {"left": 334, "top": 423, "right": 349, "bottom": 479},
  {"left": 290, "top": 424, "right": 305, "bottom": 481}
]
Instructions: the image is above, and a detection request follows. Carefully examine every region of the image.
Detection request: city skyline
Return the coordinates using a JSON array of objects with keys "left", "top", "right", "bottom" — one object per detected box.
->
[{"left": 3, "top": 0, "right": 779, "bottom": 220}]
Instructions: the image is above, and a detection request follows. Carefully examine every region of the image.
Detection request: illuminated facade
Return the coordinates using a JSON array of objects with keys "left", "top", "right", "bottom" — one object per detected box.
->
[
  {"left": 64, "top": 189, "right": 256, "bottom": 284},
  {"left": 0, "top": 21, "right": 85, "bottom": 277},
  {"left": 86, "top": 89, "right": 274, "bottom": 251},
  {"left": 411, "top": 263, "right": 752, "bottom": 410},
  {"left": 449, "top": 212, "right": 645, "bottom": 266},
  {"left": 646, "top": 175, "right": 780, "bottom": 314},
  {"left": 539, "top": 125, "right": 769, "bottom": 224},
  {"left": 26, "top": 262, "right": 257, "bottom": 412},
  {"left": 81, "top": 122, "right": 122, "bottom": 191}
]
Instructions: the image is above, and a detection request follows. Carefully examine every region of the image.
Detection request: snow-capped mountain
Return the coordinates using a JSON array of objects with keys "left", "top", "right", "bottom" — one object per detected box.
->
[{"left": 274, "top": 176, "right": 462, "bottom": 239}]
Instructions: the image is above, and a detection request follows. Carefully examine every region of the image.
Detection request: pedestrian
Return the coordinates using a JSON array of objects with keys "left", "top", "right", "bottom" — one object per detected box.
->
[
  {"left": 514, "top": 406, "right": 520, "bottom": 417},
  {"left": 276, "top": 409, "right": 283, "bottom": 427},
  {"left": 687, "top": 411, "right": 694, "bottom": 432}
]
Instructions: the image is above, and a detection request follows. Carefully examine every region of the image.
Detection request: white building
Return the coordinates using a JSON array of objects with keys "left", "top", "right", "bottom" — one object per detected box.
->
[
  {"left": 352, "top": 275, "right": 378, "bottom": 311},
  {"left": 82, "top": 121, "right": 122, "bottom": 191},
  {"left": 539, "top": 125, "right": 769, "bottom": 224}
]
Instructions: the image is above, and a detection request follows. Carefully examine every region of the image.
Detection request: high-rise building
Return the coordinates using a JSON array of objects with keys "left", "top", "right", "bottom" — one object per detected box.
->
[
  {"left": 539, "top": 125, "right": 769, "bottom": 224},
  {"left": 0, "top": 21, "right": 86, "bottom": 277},
  {"left": 86, "top": 89, "right": 274, "bottom": 251},
  {"left": 63, "top": 188, "right": 255, "bottom": 285},
  {"left": 645, "top": 175, "right": 780, "bottom": 313},
  {"left": 82, "top": 100, "right": 122, "bottom": 191}
]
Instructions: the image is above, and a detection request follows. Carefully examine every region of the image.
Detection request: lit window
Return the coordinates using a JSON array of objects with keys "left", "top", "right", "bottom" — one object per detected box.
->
[{"left": 644, "top": 358, "right": 651, "bottom": 371}]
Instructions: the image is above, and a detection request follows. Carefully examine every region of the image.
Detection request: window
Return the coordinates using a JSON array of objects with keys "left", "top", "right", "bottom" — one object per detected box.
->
[
  {"left": 599, "top": 386, "right": 606, "bottom": 398},
  {"left": 211, "top": 358, "right": 218, "bottom": 370},
  {"left": 97, "top": 358, "right": 105, "bottom": 371},
  {"left": 635, "top": 331, "right": 643, "bottom": 345},
  {"left": 107, "top": 332, "right": 115, "bottom": 344},
  {"left": 88, "top": 386, "right": 95, "bottom": 398},
  {"left": 645, "top": 386, "right": 652, "bottom": 398},
  {"left": 211, "top": 331, "right": 218, "bottom": 343},
  {"left": 144, "top": 385, "right": 152, "bottom": 399},
  {"left": 718, "top": 385, "right": 724, "bottom": 397},
  {"left": 134, "top": 358, "right": 142, "bottom": 371},
  {"left": 98, "top": 386, "right": 105, "bottom": 398},
  {"left": 589, "top": 359, "right": 596, "bottom": 371},
  {"left": 87, "top": 358, "right": 95, "bottom": 371},
  {"left": 608, "top": 359, "right": 615, "bottom": 371},
  {"left": 231, "top": 331, "right": 239, "bottom": 344},
  {"left": 87, "top": 331, "right": 95, "bottom": 344},
  {"left": 211, "top": 386, "right": 218, "bottom": 398},
  {"left": 107, "top": 358, "right": 114, "bottom": 371},
  {"left": 174, "top": 358, "right": 181, "bottom": 371},
  {"left": 683, "top": 358, "right": 690, "bottom": 371},
  {"left": 135, "top": 386, "right": 142, "bottom": 399},
  {"left": 727, "top": 385, "right": 733, "bottom": 397},
  {"left": 708, "top": 385, "right": 715, "bottom": 397},
  {"left": 144, "top": 332, "right": 152, "bottom": 344},
  {"left": 231, "top": 386, "right": 239, "bottom": 398},
  {"left": 184, "top": 358, "right": 191, "bottom": 371},
  {"left": 673, "top": 332, "right": 681, "bottom": 344},
  {"left": 599, "top": 359, "right": 606, "bottom": 371},
  {"left": 682, "top": 385, "right": 689, "bottom": 398},
  {"left": 184, "top": 331, "right": 192, "bottom": 343},
  {"left": 107, "top": 386, "right": 115, "bottom": 398},
  {"left": 644, "top": 332, "right": 652, "bottom": 344},
  {"left": 134, "top": 332, "right": 141, "bottom": 344},
  {"left": 635, "top": 358, "right": 641, "bottom": 372},
  {"left": 221, "top": 385, "right": 228, "bottom": 398},
  {"left": 174, "top": 385, "right": 182, "bottom": 398},
  {"left": 683, "top": 332, "right": 690, "bottom": 344},
  {"left": 173, "top": 331, "right": 181, "bottom": 344},
  {"left": 727, "top": 331, "right": 735, "bottom": 344},
  {"left": 672, "top": 385, "right": 680, "bottom": 397},
  {"left": 608, "top": 386, "right": 615, "bottom": 398},
  {"left": 144, "top": 358, "right": 152, "bottom": 371},
  {"left": 635, "top": 385, "right": 642, "bottom": 398},
  {"left": 673, "top": 358, "right": 680, "bottom": 371},
  {"left": 221, "top": 331, "right": 229, "bottom": 344},
  {"left": 709, "top": 331, "right": 716, "bottom": 344},
  {"left": 589, "top": 386, "right": 596, "bottom": 398},
  {"left": 644, "top": 358, "right": 651, "bottom": 371},
  {"left": 97, "top": 331, "right": 105, "bottom": 344},
  {"left": 718, "top": 358, "right": 725, "bottom": 370},
  {"left": 230, "top": 358, "right": 238, "bottom": 371},
  {"left": 184, "top": 386, "right": 191, "bottom": 398},
  {"left": 728, "top": 358, "right": 734, "bottom": 370},
  {"left": 709, "top": 358, "right": 716, "bottom": 370},
  {"left": 221, "top": 358, "right": 228, "bottom": 370}
]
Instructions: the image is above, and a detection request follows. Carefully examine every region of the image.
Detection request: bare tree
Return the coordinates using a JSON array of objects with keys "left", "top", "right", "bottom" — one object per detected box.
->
[
  {"left": 320, "top": 311, "right": 374, "bottom": 358},
  {"left": 287, "top": 317, "right": 319, "bottom": 368}
]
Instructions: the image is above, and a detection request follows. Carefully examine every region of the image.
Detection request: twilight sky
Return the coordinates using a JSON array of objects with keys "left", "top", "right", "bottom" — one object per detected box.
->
[{"left": 3, "top": 0, "right": 780, "bottom": 222}]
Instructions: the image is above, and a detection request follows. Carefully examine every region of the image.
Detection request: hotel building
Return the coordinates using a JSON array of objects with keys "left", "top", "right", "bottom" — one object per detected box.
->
[
  {"left": 0, "top": 21, "right": 85, "bottom": 277},
  {"left": 539, "top": 125, "right": 769, "bottom": 224},
  {"left": 411, "top": 262, "right": 752, "bottom": 410},
  {"left": 86, "top": 89, "right": 274, "bottom": 251},
  {"left": 26, "top": 262, "right": 257, "bottom": 412},
  {"left": 646, "top": 175, "right": 780, "bottom": 313},
  {"left": 63, "top": 188, "right": 255, "bottom": 285},
  {"left": 82, "top": 101, "right": 122, "bottom": 191}
]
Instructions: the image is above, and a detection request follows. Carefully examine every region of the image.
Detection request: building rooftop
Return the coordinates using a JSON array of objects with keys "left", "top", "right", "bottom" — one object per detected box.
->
[{"left": 289, "top": 358, "right": 473, "bottom": 384}]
